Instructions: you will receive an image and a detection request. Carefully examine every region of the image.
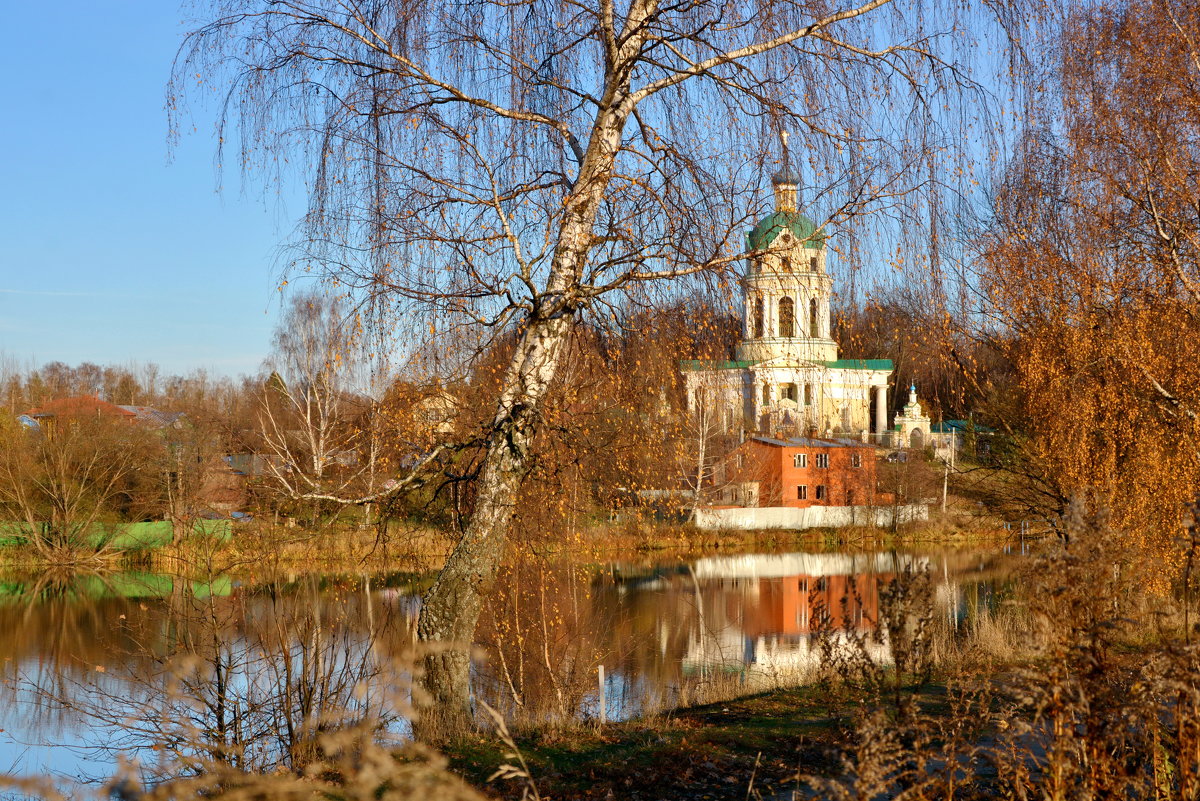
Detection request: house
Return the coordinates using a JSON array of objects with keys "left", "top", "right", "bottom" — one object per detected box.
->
[
  {"left": 698, "top": 435, "right": 928, "bottom": 530},
  {"left": 929, "top": 419, "right": 996, "bottom": 461},
  {"left": 26, "top": 395, "right": 139, "bottom": 425},
  {"left": 24, "top": 396, "right": 184, "bottom": 430},
  {"left": 719, "top": 435, "right": 877, "bottom": 509}
]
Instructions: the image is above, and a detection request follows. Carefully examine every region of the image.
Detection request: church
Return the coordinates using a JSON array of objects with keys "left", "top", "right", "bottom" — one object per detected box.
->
[{"left": 683, "top": 151, "right": 894, "bottom": 441}]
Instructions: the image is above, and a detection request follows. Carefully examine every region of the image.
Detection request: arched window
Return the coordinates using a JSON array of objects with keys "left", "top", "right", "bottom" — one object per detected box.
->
[
  {"left": 753, "top": 296, "right": 764, "bottom": 339},
  {"left": 779, "top": 296, "right": 795, "bottom": 338},
  {"left": 809, "top": 256, "right": 818, "bottom": 271},
  {"left": 809, "top": 297, "right": 819, "bottom": 337}
]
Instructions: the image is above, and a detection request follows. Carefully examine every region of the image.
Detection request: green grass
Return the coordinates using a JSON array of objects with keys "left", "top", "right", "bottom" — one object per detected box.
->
[{"left": 0, "top": 519, "right": 232, "bottom": 550}]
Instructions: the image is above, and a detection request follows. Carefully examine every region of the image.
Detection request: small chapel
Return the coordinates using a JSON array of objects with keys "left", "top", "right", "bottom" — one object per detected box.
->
[{"left": 683, "top": 138, "right": 894, "bottom": 441}]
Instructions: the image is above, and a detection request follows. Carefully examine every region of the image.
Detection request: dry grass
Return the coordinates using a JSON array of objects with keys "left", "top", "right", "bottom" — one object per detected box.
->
[
  {"left": 3, "top": 731, "right": 488, "bottom": 801},
  {"left": 803, "top": 501, "right": 1200, "bottom": 800}
]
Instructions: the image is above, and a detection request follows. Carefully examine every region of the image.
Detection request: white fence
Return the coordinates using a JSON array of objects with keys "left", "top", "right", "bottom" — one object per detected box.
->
[{"left": 694, "top": 503, "right": 929, "bottom": 530}]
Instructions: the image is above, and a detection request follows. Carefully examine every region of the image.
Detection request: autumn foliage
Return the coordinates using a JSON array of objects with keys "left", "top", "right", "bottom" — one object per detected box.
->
[{"left": 969, "top": 0, "right": 1200, "bottom": 555}]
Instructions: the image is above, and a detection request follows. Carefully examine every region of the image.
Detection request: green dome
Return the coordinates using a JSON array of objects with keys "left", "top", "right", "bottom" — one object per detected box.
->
[{"left": 747, "top": 210, "right": 825, "bottom": 251}]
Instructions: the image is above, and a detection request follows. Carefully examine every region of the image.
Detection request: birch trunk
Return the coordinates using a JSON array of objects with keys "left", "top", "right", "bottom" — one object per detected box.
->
[
  {"left": 414, "top": 93, "right": 637, "bottom": 732},
  {"left": 414, "top": 309, "right": 576, "bottom": 732}
]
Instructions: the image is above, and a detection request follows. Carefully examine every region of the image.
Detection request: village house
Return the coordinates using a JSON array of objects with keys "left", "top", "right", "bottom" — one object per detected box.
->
[
  {"left": 22, "top": 395, "right": 184, "bottom": 431},
  {"left": 719, "top": 436, "right": 877, "bottom": 510},
  {"left": 18, "top": 395, "right": 247, "bottom": 519}
]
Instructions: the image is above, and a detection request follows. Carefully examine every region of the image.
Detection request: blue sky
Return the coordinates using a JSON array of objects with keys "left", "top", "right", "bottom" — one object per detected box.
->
[
  {"left": 0, "top": 2, "right": 300, "bottom": 378},
  {"left": 0, "top": 2, "right": 1020, "bottom": 380}
]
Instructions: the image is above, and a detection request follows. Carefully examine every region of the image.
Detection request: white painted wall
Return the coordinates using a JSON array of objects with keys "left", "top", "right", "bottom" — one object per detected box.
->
[{"left": 694, "top": 503, "right": 929, "bottom": 530}]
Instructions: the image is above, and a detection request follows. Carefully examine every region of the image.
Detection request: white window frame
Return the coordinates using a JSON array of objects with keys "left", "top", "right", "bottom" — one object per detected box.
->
[
  {"left": 815, "top": 453, "right": 829, "bottom": 469},
  {"left": 793, "top": 453, "right": 807, "bottom": 468}
]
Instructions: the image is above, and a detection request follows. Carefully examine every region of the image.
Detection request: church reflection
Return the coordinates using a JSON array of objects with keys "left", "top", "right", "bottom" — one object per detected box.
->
[{"left": 607, "top": 553, "right": 922, "bottom": 688}]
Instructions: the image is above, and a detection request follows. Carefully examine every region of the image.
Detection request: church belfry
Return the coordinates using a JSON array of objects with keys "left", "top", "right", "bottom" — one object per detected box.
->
[
  {"left": 683, "top": 132, "right": 894, "bottom": 440},
  {"left": 736, "top": 134, "right": 837, "bottom": 365}
]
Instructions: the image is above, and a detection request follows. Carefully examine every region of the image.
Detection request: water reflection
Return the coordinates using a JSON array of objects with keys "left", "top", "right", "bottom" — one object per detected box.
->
[
  {"left": 1, "top": 571, "right": 418, "bottom": 784},
  {"left": 0, "top": 547, "right": 1017, "bottom": 785},
  {"left": 468, "top": 549, "right": 1015, "bottom": 724}
]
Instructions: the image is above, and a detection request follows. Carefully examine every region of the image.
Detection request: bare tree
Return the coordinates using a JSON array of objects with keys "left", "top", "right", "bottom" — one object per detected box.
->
[
  {"left": 256, "top": 291, "right": 368, "bottom": 509},
  {"left": 175, "top": 0, "right": 1027, "bottom": 728},
  {"left": 0, "top": 415, "right": 156, "bottom": 563},
  {"left": 158, "top": 417, "right": 235, "bottom": 542},
  {"left": 680, "top": 371, "right": 742, "bottom": 516}
]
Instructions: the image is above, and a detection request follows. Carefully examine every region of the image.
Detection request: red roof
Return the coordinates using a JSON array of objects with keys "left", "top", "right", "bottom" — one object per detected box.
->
[{"left": 26, "top": 395, "right": 137, "bottom": 420}]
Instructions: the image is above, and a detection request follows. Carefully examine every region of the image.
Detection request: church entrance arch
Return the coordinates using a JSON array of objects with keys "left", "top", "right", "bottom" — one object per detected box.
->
[{"left": 909, "top": 429, "right": 925, "bottom": 449}]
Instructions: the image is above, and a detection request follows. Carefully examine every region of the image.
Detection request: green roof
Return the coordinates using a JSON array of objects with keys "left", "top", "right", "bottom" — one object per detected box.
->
[
  {"left": 680, "top": 359, "right": 759, "bottom": 371},
  {"left": 747, "top": 211, "right": 826, "bottom": 251},
  {"left": 824, "top": 359, "right": 894, "bottom": 371},
  {"left": 681, "top": 358, "right": 891, "bottom": 371},
  {"left": 931, "top": 419, "right": 995, "bottom": 434}
]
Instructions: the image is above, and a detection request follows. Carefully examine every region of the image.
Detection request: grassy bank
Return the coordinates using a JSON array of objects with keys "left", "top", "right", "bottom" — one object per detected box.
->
[
  {"left": 442, "top": 681, "right": 985, "bottom": 801},
  {"left": 0, "top": 501, "right": 1018, "bottom": 575},
  {"left": 446, "top": 686, "right": 842, "bottom": 800}
]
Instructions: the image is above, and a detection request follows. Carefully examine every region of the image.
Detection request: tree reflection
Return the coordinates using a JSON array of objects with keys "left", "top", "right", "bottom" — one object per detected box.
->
[{"left": 3, "top": 570, "right": 417, "bottom": 783}]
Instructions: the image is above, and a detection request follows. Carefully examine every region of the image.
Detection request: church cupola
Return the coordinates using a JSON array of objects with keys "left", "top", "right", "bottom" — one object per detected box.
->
[
  {"left": 747, "top": 131, "right": 825, "bottom": 252},
  {"left": 771, "top": 133, "right": 801, "bottom": 212},
  {"left": 771, "top": 169, "right": 800, "bottom": 212}
]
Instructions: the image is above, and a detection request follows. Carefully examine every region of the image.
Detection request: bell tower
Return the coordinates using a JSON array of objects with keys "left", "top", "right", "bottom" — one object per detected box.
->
[{"left": 735, "top": 133, "right": 838, "bottom": 365}]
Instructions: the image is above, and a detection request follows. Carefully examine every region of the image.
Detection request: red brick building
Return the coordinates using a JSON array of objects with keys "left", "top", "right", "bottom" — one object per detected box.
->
[
  {"left": 739, "top": 572, "right": 887, "bottom": 636},
  {"left": 726, "top": 435, "right": 876, "bottom": 508}
]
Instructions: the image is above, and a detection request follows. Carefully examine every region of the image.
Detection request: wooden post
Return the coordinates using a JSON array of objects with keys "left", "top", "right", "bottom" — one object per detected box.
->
[
  {"left": 942, "top": 460, "right": 948, "bottom": 515},
  {"left": 598, "top": 664, "right": 606, "bottom": 726}
]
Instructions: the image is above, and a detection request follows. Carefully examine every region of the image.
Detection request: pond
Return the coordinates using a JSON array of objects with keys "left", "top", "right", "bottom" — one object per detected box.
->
[{"left": 0, "top": 543, "right": 1021, "bottom": 792}]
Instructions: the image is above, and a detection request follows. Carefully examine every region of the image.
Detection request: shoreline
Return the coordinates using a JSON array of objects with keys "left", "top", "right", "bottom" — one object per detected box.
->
[{"left": 0, "top": 511, "right": 1022, "bottom": 574}]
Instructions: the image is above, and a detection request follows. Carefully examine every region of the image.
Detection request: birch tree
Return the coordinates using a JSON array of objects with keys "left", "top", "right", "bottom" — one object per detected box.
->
[
  {"left": 257, "top": 291, "right": 366, "bottom": 508},
  {"left": 174, "top": 0, "right": 1026, "bottom": 730}
]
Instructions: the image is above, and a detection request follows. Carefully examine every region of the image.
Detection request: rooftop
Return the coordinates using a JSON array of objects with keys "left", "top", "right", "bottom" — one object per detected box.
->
[
  {"left": 747, "top": 210, "right": 825, "bottom": 252},
  {"left": 752, "top": 435, "right": 872, "bottom": 449},
  {"left": 930, "top": 419, "right": 996, "bottom": 434},
  {"left": 26, "top": 395, "right": 137, "bottom": 420},
  {"left": 680, "top": 359, "right": 760, "bottom": 371},
  {"left": 24, "top": 396, "right": 184, "bottom": 429}
]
